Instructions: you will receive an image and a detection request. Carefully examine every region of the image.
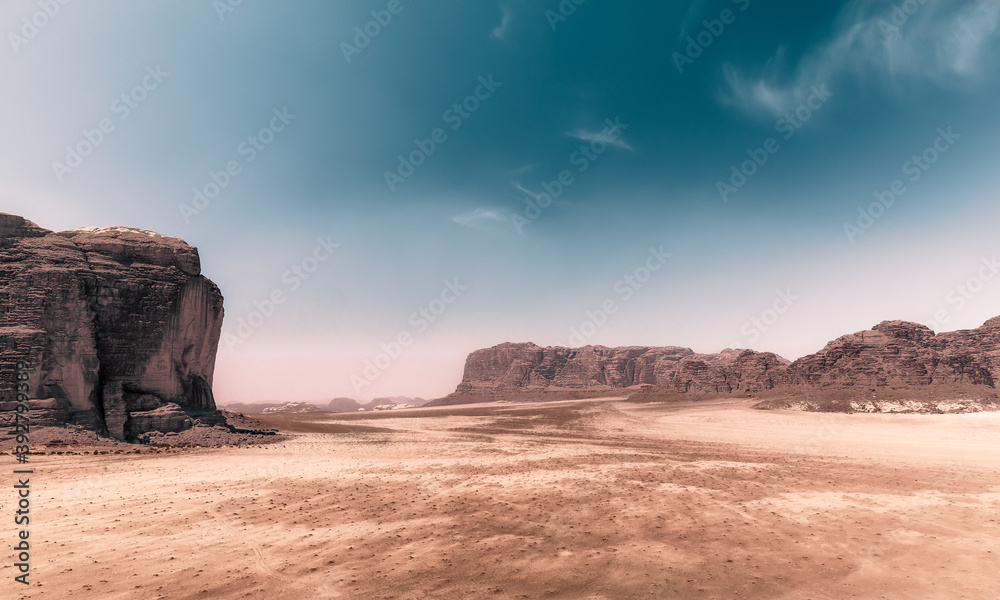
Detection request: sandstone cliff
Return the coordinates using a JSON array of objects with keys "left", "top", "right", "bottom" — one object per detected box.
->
[
  {"left": 438, "top": 316, "right": 1000, "bottom": 411},
  {"left": 784, "top": 319, "right": 1000, "bottom": 389},
  {"left": 0, "top": 213, "right": 224, "bottom": 440},
  {"left": 442, "top": 343, "right": 789, "bottom": 402}
]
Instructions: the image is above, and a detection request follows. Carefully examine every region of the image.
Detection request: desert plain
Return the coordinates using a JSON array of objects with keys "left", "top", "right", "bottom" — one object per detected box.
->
[{"left": 3, "top": 397, "right": 1000, "bottom": 600}]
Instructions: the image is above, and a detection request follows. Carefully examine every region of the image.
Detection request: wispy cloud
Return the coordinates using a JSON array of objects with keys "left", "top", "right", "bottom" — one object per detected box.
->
[
  {"left": 566, "top": 128, "right": 635, "bottom": 152},
  {"left": 677, "top": 0, "right": 710, "bottom": 42},
  {"left": 721, "top": 0, "right": 1000, "bottom": 118},
  {"left": 512, "top": 182, "right": 544, "bottom": 202},
  {"left": 492, "top": 7, "right": 512, "bottom": 40},
  {"left": 452, "top": 208, "right": 504, "bottom": 227}
]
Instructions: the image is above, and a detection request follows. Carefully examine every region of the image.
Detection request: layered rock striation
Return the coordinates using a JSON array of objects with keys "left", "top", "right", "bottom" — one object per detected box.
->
[
  {"left": 784, "top": 319, "right": 1000, "bottom": 389},
  {"left": 440, "top": 317, "right": 1000, "bottom": 407},
  {"left": 447, "top": 343, "right": 789, "bottom": 400},
  {"left": 0, "top": 214, "right": 224, "bottom": 439}
]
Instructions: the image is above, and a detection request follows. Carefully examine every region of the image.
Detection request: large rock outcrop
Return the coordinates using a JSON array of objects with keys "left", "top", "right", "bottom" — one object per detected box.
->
[
  {"left": 443, "top": 343, "right": 789, "bottom": 402},
  {"left": 784, "top": 319, "right": 1000, "bottom": 388},
  {"left": 0, "top": 213, "right": 224, "bottom": 439},
  {"left": 438, "top": 316, "right": 1000, "bottom": 409}
]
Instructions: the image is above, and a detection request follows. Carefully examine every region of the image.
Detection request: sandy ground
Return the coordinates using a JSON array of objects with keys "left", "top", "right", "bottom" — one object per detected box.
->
[{"left": 2, "top": 397, "right": 999, "bottom": 599}]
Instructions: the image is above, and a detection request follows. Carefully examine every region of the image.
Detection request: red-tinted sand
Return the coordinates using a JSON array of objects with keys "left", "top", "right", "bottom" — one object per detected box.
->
[{"left": 4, "top": 397, "right": 999, "bottom": 599}]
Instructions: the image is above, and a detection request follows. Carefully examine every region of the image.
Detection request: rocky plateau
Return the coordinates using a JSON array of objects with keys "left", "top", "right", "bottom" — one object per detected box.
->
[{"left": 436, "top": 317, "right": 1000, "bottom": 412}]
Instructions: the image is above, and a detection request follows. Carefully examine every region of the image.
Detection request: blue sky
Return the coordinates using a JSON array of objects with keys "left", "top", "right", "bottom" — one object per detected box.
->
[{"left": 3, "top": 0, "right": 1000, "bottom": 402}]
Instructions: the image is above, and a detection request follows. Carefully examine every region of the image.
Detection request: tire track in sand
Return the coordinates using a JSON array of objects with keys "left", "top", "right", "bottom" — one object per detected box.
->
[
  {"left": 205, "top": 501, "right": 344, "bottom": 598},
  {"left": 206, "top": 501, "right": 288, "bottom": 581}
]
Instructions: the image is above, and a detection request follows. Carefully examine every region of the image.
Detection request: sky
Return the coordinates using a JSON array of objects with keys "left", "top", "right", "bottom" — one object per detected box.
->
[{"left": 2, "top": 0, "right": 1000, "bottom": 403}]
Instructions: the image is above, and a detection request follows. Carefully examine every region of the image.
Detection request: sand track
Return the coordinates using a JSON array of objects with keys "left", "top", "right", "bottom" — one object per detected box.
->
[{"left": 206, "top": 501, "right": 286, "bottom": 582}]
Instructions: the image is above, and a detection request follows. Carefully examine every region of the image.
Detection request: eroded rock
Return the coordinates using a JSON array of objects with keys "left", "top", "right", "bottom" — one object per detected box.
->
[
  {"left": 0, "top": 213, "right": 224, "bottom": 440},
  {"left": 444, "top": 342, "right": 789, "bottom": 401},
  {"left": 442, "top": 316, "right": 1000, "bottom": 409}
]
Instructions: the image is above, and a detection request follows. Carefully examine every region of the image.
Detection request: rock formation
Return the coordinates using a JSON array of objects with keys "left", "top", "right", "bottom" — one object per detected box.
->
[
  {"left": 324, "top": 397, "right": 428, "bottom": 412},
  {"left": 327, "top": 397, "right": 363, "bottom": 413},
  {"left": 0, "top": 213, "right": 225, "bottom": 440},
  {"left": 364, "top": 396, "right": 427, "bottom": 410},
  {"left": 437, "top": 316, "right": 1000, "bottom": 410},
  {"left": 784, "top": 319, "right": 1000, "bottom": 388},
  {"left": 442, "top": 343, "right": 789, "bottom": 402},
  {"left": 260, "top": 402, "right": 324, "bottom": 414}
]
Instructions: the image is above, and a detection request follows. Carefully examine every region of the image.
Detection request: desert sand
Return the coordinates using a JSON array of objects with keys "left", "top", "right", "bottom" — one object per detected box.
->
[{"left": 4, "top": 397, "right": 1000, "bottom": 599}]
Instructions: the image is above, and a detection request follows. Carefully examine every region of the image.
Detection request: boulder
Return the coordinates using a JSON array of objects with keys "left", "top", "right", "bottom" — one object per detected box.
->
[{"left": 127, "top": 403, "right": 194, "bottom": 437}]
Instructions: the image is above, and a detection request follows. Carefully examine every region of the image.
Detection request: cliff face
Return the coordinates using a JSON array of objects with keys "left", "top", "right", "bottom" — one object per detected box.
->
[
  {"left": 452, "top": 343, "right": 789, "bottom": 398},
  {"left": 785, "top": 319, "right": 1000, "bottom": 388},
  {"left": 0, "top": 214, "right": 224, "bottom": 439},
  {"left": 444, "top": 317, "right": 1000, "bottom": 406}
]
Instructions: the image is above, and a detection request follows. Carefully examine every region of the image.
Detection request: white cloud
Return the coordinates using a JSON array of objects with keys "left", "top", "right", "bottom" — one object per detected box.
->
[
  {"left": 452, "top": 208, "right": 504, "bottom": 227},
  {"left": 512, "top": 182, "right": 544, "bottom": 202},
  {"left": 946, "top": 1, "right": 1000, "bottom": 75},
  {"left": 566, "top": 128, "right": 635, "bottom": 152},
  {"left": 492, "top": 7, "right": 512, "bottom": 40},
  {"left": 721, "top": 0, "right": 1000, "bottom": 118}
]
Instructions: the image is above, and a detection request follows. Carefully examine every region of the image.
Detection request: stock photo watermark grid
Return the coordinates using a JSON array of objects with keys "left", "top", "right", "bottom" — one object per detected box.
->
[{"left": 4, "top": 2, "right": 1000, "bottom": 598}]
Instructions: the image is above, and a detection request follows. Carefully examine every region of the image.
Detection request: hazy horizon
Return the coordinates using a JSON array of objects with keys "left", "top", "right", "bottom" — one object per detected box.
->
[
  {"left": 208, "top": 307, "right": 1000, "bottom": 406},
  {"left": 4, "top": 0, "right": 1000, "bottom": 402}
]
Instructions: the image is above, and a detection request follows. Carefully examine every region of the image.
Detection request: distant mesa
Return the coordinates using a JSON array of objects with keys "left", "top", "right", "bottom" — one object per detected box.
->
[
  {"left": 218, "top": 397, "right": 430, "bottom": 415},
  {"left": 261, "top": 402, "right": 324, "bottom": 414},
  {"left": 328, "top": 396, "right": 427, "bottom": 412},
  {"left": 220, "top": 400, "right": 327, "bottom": 415},
  {"left": 432, "top": 343, "right": 787, "bottom": 403},
  {"left": 0, "top": 213, "right": 243, "bottom": 442},
  {"left": 328, "top": 397, "right": 363, "bottom": 413},
  {"left": 433, "top": 317, "right": 1000, "bottom": 413},
  {"left": 364, "top": 396, "right": 427, "bottom": 411}
]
